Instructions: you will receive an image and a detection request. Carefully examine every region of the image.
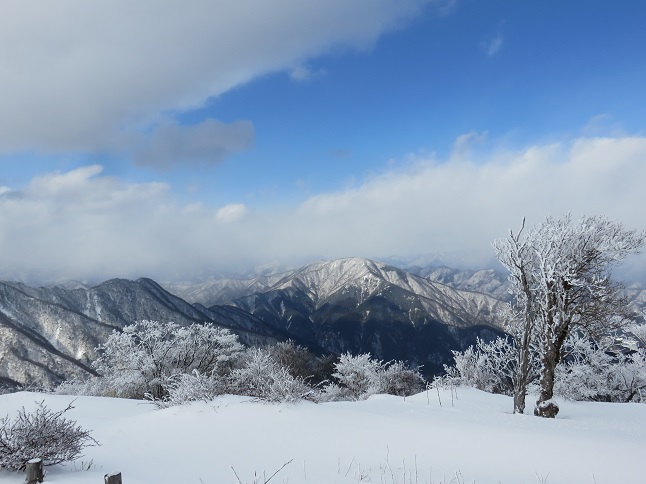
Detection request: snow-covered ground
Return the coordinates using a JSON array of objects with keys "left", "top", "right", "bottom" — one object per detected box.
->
[{"left": 1, "top": 388, "right": 644, "bottom": 484}]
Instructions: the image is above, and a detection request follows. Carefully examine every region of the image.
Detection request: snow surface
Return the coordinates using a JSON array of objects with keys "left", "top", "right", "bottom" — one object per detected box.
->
[{"left": 0, "top": 388, "right": 644, "bottom": 484}]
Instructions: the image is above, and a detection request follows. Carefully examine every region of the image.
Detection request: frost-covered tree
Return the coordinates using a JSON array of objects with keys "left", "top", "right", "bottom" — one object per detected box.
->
[
  {"left": 492, "top": 222, "right": 540, "bottom": 414},
  {"left": 440, "top": 337, "right": 538, "bottom": 396},
  {"left": 494, "top": 215, "right": 644, "bottom": 417},
  {"left": 442, "top": 332, "right": 646, "bottom": 404},
  {"left": 94, "top": 321, "right": 243, "bottom": 399}
]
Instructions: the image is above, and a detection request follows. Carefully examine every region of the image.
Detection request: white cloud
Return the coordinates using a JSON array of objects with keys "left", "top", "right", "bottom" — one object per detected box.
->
[
  {"left": 582, "top": 114, "right": 625, "bottom": 137},
  {"left": 432, "top": 0, "right": 459, "bottom": 16},
  {"left": 1, "top": 135, "right": 645, "bottom": 282},
  {"left": 483, "top": 32, "right": 503, "bottom": 56},
  {"left": 287, "top": 136, "right": 646, "bottom": 276},
  {"left": 216, "top": 204, "right": 248, "bottom": 223},
  {"left": 289, "top": 65, "right": 327, "bottom": 82},
  {"left": 452, "top": 130, "right": 488, "bottom": 155},
  {"left": 0, "top": 0, "right": 431, "bottom": 155}
]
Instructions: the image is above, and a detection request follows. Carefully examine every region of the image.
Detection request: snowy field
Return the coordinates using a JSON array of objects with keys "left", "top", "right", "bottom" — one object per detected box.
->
[{"left": 0, "top": 388, "right": 644, "bottom": 484}]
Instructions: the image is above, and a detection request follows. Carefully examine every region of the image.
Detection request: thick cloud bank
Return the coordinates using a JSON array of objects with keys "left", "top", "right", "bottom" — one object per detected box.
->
[
  {"left": 1, "top": 136, "right": 644, "bottom": 282},
  {"left": 0, "top": 0, "right": 429, "bottom": 157}
]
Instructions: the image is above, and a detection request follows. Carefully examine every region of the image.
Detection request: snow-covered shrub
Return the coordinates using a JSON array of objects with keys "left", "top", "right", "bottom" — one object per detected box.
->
[
  {"left": 611, "top": 350, "right": 646, "bottom": 402},
  {"left": 332, "top": 353, "right": 384, "bottom": 400},
  {"left": 229, "top": 348, "right": 315, "bottom": 402},
  {"left": 442, "top": 332, "right": 646, "bottom": 404},
  {"left": 554, "top": 334, "right": 610, "bottom": 401},
  {"left": 92, "top": 321, "right": 243, "bottom": 399},
  {"left": 379, "top": 361, "right": 425, "bottom": 397},
  {"left": 152, "top": 370, "right": 225, "bottom": 408},
  {"left": 331, "top": 353, "right": 424, "bottom": 400},
  {"left": 314, "top": 382, "right": 348, "bottom": 402},
  {"left": 0, "top": 401, "right": 97, "bottom": 471},
  {"left": 53, "top": 376, "right": 112, "bottom": 397},
  {"left": 555, "top": 334, "right": 646, "bottom": 403},
  {"left": 438, "top": 337, "right": 527, "bottom": 396},
  {"left": 439, "top": 345, "right": 486, "bottom": 390},
  {"left": 268, "top": 340, "right": 330, "bottom": 384}
]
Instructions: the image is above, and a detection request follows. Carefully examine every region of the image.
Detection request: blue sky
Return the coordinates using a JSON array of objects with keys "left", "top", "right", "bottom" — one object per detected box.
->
[{"left": 1, "top": 0, "right": 645, "bottom": 282}]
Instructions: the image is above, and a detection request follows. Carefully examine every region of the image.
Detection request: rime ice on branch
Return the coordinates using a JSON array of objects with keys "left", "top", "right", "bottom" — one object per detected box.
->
[{"left": 493, "top": 214, "right": 645, "bottom": 417}]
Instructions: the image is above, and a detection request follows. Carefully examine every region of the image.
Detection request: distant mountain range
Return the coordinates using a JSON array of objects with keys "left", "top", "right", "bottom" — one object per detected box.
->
[
  {"left": 1, "top": 257, "right": 644, "bottom": 389},
  {"left": 0, "top": 278, "right": 285, "bottom": 388},
  {"left": 163, "top": 259, "right": 512, "bottom": 307}
]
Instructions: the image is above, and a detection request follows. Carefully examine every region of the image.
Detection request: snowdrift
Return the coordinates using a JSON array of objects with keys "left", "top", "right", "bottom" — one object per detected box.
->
[{"left": 0, "top": 388, "right": 644, "bottom": 483}]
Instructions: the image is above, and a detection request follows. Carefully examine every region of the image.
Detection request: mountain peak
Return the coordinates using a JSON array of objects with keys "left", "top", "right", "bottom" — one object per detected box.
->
[{"left": 272, "top": 257, "right": 397, "bottom": 302}]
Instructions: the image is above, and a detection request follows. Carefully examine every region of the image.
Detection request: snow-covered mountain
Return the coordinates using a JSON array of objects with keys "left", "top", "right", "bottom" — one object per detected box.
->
[
  {"left": 221, "top": 258, "right": 507, "bottom": 374},
  {"left": 164, "top": 257, "right": 645, "bottom": 373},
  {"left": 236, "top": 258, "right": 506, "bottom": 326},
  {"left": 0, "top": 258, "right": 514, "bottom": 388},
  {"left": 4, "top": 255, "right": 642, "bottom": 390},
  {"left": 0, "top": 259, "right": 512, "bottom": 384},
  {"left": 624, "top": 282, "right": 646, "bottom": 315},
  {"left": 163, "top": 275, "right": 282, "bottom": 307},
  {"left": 161, "top": 262, "right": 296, "bottom": 306},
  {"left": 0, "top": 279, "right": 283, "bottom": 388},
  {"left": 413, "top": 265, "right": 645, "bottom": 314},
  {"left": 407, "top": 265, "right": 512, "bottom": 301},
  {"left": 165, "top": 259, "right": 511, "bottom": 308}
]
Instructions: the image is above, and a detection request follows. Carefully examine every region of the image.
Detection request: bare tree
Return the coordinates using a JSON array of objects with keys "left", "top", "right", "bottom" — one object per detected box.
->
[{"left": 494, "top": 215, "right": 644, "bottom": 417}]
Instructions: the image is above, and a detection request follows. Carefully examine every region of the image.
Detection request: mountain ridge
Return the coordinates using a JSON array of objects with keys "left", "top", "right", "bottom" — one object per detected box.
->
[
  {"left": 222, "top": 257, "right": 507, "bottom": 374},
  {"left": 9, "top": 256, "right": 641, "bottom": 388},
  {"left": 0, "top": 278, "right": 285, "bottom": 388}
]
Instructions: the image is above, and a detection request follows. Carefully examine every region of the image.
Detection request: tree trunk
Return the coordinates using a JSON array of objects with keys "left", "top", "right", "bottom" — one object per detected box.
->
[
  {"left": 513, "top": 257, "right": 535, "bottom": 415},
  {"left": 25, "top": 458, "right": 44, "bottom": 484},
  {"left": 513, "top": 382, "right": 526, "bottom": 414},
  {"left": 534, "top": 338, "right": 559, "bottom": 418},
  {"left": 512, "top": 293, "right": 534, "bottom": 414},
  {"left": 513, "top": 342, "right": 530, "bottom": 414}
]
